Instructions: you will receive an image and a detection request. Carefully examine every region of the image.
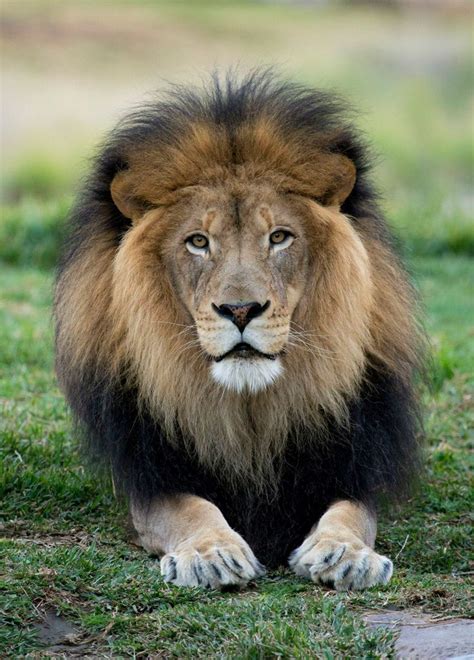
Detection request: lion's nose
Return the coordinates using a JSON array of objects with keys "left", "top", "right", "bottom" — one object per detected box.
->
[{"left": 212, "top": 300, "right": 270, "bottom": 332}]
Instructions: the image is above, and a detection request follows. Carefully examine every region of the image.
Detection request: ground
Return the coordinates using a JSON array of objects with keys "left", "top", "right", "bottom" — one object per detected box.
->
[{"left": 0, "top": 1, "right": 473, "bottom": 657}]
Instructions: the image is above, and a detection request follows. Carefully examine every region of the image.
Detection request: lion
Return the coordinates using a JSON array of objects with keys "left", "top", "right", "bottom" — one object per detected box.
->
[{"left": 54, "top": 71, "right": 423, "bottom": 590}]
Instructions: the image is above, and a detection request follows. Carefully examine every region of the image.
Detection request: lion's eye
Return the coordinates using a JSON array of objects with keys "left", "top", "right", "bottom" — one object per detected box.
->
[
  {"left": 189, "top": 234, "right": 208, "bottom": 248},
  {"left": 186, "top": 233, "right": 209, "bottom": 255},
  {"left": 269, "top": 229, "right": 294, "bottom": 250}
]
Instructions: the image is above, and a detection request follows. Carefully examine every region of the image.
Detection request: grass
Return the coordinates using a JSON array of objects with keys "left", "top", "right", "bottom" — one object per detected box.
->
[
  {"left": 1, "top": 255, "right": 472, "bottom": 656},
  {"left": 1, "top": 1, "right": 473, "bottom": 656},
  {"left": 0, "top": 199, "right": 70, "bottom": 270}
]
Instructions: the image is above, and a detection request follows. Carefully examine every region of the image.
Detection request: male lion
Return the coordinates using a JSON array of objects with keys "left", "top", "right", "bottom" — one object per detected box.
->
[{"left": 55, "top": 72, "right": 423, "bottom": 590}]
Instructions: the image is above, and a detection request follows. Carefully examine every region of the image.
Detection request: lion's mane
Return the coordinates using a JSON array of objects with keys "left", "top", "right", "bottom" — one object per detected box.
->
[{"left": 55, "top": 72, "right": 424, "bottom": 567}]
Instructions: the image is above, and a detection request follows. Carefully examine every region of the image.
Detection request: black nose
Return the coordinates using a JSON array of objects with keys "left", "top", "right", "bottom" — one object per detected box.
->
[{"left": 212, "top": 300, "right": 270, "bottom": 332}]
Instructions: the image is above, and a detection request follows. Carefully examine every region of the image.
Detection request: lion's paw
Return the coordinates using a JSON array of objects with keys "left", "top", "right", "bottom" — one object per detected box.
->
[
  {"left": 289, "top": 536, "right": 393, "bottom": 591},
  {"left": 160, "top": 531, "right": 265, "bottom": 589}
]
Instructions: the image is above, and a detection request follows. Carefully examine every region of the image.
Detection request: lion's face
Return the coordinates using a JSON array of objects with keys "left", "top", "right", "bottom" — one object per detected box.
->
[
  {"left": 157, "top": 183, "right": 308, "bottom": 392},
  {"left": 110, "top": 160, "right": 374, "bottom": 412}
]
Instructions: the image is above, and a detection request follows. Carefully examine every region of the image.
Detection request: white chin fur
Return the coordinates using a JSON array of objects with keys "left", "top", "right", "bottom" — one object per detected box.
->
[{"left": 211, "top": 357, "right": 283, "bottom": 394}]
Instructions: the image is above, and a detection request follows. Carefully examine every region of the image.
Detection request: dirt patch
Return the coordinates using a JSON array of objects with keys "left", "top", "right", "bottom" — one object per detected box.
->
[
  {"left": 34, "top": 608, "right": 80, "bottom": 646},
  {"left": 364, "top": 611, "right": 474, "bottom": 659},
  {"left": 33, "top": 608, "right": 113, "bottom": 656},
  {"left": 2, "top": 522, "right": 129, "bottom": 549},
  {"left": 4, "top": 530, "right": 95, "bottom": 548}
]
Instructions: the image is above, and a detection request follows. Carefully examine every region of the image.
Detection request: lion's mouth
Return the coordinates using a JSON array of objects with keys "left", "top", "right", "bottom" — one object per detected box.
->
[{"left": 214, "top": 342, "right": 277, "bottom": 362}]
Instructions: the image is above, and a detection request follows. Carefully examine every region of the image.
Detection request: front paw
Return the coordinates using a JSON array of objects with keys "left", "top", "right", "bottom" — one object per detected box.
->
[
  {"left": 160, "top": 529, "right": 265, "bottom": 589},
  {"left": 289, "top": 536, "right": 393, "bottom": 591}
]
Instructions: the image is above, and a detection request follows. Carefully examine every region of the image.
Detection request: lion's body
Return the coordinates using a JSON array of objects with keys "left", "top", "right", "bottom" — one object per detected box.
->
[
  {"left": 55, "top": 72, "right": 423, "bottom": 578},
  {"left": 64, "top": 364, "right": 416, "bottom": 568}
]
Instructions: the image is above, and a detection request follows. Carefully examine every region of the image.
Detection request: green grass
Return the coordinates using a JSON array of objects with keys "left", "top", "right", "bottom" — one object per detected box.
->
[{"left": 1, "top": 256, "right": 472, "bottom": 656}]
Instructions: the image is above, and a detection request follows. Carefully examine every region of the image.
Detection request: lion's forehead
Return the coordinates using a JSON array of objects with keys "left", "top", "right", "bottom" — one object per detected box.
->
[{"left": 178, "top": 184, "right": 301, "bottom": 238}]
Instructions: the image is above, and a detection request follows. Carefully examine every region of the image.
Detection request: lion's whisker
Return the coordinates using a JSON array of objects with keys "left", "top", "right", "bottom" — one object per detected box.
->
[
  {"left": 287, "top": 333, "right": 339, "bottom": 357},
  {"left": 286, "top": 338, "right": 342, "bottom": 362}
]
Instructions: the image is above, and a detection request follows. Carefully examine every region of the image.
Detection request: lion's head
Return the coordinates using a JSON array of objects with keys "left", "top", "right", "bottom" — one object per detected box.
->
[{"left": 55, "top": 73, "right": 420, "bottom": 483}]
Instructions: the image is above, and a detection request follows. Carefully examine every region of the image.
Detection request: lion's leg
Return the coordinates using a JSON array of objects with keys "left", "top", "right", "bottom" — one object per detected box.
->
[
  {"left": 289, "top": 500, "right": 393, "bottom": 590},
  {"left": 131, "top": 494, "right": 265, "bottom": 589}
]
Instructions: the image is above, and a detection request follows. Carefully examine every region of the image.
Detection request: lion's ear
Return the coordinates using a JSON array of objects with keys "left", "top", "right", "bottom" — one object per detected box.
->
[
  {"left": 318, "top": 154, "right": 356, "bottom": 208},
  {"left": 110, "top": 170, "right": 152, "bottom": 222}
]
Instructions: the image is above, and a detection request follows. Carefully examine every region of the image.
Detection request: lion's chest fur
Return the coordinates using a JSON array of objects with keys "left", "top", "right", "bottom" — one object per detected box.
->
[{"left": 75, "top": 365, "right": 417, "bottom": 568}]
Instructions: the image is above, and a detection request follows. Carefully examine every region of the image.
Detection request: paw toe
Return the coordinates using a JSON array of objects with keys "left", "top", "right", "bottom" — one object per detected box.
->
[
  {"left": 160, "top": 554, "right": 177, "bottom": 582},
  {"left": 292, "top": 540, "right": 347, "bottom": 579}
]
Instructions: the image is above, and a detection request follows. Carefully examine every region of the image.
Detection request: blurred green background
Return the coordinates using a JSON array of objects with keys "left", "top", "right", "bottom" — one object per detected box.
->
[{"left": 1, "top": 0, "right": 473, "bottom": 264}]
